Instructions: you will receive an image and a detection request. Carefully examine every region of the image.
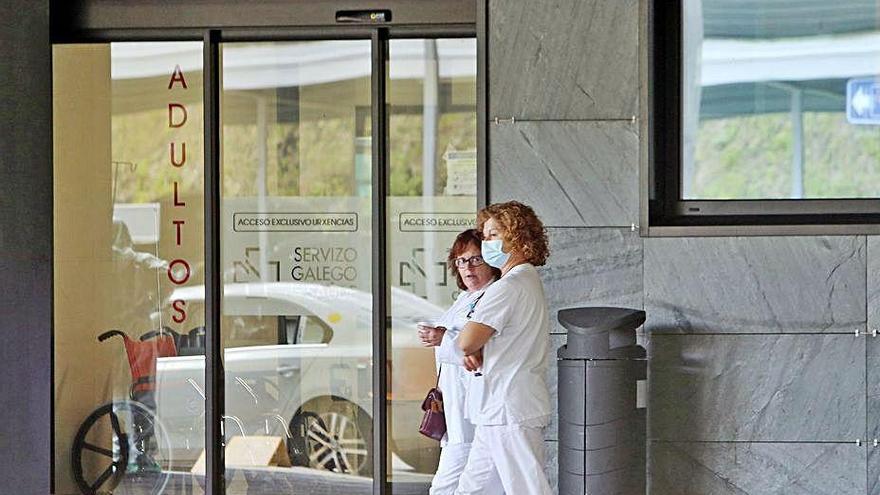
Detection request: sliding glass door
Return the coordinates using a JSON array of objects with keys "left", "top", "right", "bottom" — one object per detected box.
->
[
  {"left": 53, "top": 21, "right": 479, "bottom": 495},
  {"left": 218, "top": 40, "right": 375, "bottom": 494},
  {"left": 386, "top": 38, "right": 478, "bottom": 490}
]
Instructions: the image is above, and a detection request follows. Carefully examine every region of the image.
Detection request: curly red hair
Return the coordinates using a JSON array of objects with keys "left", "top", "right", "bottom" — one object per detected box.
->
[{"left": 476, "top": 201, "right": 550, "bottom": 266}]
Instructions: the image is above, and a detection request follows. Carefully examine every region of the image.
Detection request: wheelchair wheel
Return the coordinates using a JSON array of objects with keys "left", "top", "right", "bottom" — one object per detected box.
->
[{"left": 71, "top": 401, "right": 173, "bottom": 495}]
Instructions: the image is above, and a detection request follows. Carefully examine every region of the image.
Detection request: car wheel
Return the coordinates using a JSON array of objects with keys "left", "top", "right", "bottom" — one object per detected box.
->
[{"left": 287, "top": 396, "right": 373, "bottom": 477}]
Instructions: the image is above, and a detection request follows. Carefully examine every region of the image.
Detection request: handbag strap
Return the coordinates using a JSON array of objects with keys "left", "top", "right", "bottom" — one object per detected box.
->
[{"left": 435, "top": 365, "right": 442, "bottom": 387}]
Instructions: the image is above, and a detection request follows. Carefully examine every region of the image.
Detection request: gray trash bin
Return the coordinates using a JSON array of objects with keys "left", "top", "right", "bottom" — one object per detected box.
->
[{"left": 557, "top": 307, "right": 647, "bottom": 495}]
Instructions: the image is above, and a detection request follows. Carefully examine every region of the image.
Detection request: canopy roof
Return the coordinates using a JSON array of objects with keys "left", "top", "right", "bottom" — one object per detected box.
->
[
  {"left": 111, "top": 39, "right": 476, "bottom": 87},
  {"left": 703, "top": 0, "right": 879, "bottom": 39},
  {"left": 696, "top": 0, "right": 880, "bottom": 118},
  {"left": 109, "top": 39, "right": 476, "bottom": 119},
  {"left": 105, "top": 4, "right": 880, "bottom": 120}
]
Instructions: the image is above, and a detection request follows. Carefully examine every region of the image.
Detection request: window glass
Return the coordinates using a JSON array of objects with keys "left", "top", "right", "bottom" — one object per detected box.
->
[
  {"left": 682, "top": 0, "right": 880, "bottom": 200},
  {"left": 220, "top": 40, "right": 374, "bottom": 494},
  {"left": 386, "top": 37, "right": 478, "bottom": 489},
  {"left": 53, "top": 41, "right": 205, "bottom": 495}
]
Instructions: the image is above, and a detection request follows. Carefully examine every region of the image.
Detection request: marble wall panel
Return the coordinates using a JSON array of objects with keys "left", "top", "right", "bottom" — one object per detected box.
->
[
  {"left": 489, "top": 0, "right": 639, "bottom": 120},
  {"left": 645, "top": 236, "right": 865, "bottom": 334},
  {"left": 545, "top": 440, "right": 558, "bottom": 494},
  {"left": 649, "top": 441, "right": 866, "bottom": 495},
  {"left": 868, "top": 236, "right": 880, "bottom": 333},
  {"left": 867, "top": 236, "right": 880, "bottom": 491},
  {"left": 540, "top": 228, "right": 643, "bottom": 336},
  {"left": 867, "top": 316, "right": 880, "bottom": 494},
  {"left": 650, "top": 334, "right": 865, "bottom": 442},
  {"left": 490, "top": 121, "right": 639, "bottom": 227}
]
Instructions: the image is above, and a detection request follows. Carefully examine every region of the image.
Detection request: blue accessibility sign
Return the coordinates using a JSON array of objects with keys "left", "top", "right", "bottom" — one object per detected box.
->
[{"left": 847, "top": 77, "right": 880, "bottom": 125}]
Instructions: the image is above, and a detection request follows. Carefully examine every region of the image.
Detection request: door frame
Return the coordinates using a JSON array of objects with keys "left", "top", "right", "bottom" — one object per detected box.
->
[{"left": 50, "top": 2, "right": 487, "bottom": 494}]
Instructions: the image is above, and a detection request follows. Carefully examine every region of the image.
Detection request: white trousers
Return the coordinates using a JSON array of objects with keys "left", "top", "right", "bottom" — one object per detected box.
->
[
  {"left": 453, "top": 424, "right": 552, "bottom": 495},
  {"left": 431, "top": 443, "right": 506, "bottom": 495}
]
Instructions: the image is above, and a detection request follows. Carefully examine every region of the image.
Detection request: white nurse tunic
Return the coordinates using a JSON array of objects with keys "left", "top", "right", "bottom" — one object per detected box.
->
[
  {"left": 453, "top": 263, "right": 552, "bottom": 495},
  {"left": 429, "top": 286, "right": 503, "bottom": 495}
]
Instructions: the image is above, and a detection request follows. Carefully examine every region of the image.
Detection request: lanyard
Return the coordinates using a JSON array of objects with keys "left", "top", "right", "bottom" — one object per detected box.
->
[
  {"left": 466, "top": 291, "right": 485, "bottom": 320},
  {"left": 466, "top": 291, "right": 486, "bottom": 377}
]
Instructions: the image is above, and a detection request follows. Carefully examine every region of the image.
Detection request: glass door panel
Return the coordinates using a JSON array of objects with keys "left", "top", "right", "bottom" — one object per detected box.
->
[
  {"left": 54, "top": 30, "right": 479, "bottom": 495},
  {"left": 53, "top": 41, "right": 206, "bottom": 494},
  {"left": 220, "top": 40, "right": 373, "bottom": 494},
  {"left": 386, "top": 37, "right": 478, "bottom": 492}
]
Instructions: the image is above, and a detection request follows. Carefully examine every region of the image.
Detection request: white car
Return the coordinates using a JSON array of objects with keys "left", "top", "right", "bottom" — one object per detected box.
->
[{"left": 152, "top": 282, "right": 445, "bottom": 476}]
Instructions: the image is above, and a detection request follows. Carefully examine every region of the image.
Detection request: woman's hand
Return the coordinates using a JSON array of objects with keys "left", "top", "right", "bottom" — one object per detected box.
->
[
  {"left": 417, "top": 324, "right": 446, "bottom": 347},
  {"left": 463, "top": 348, "right": 483, "bottom": 372}
]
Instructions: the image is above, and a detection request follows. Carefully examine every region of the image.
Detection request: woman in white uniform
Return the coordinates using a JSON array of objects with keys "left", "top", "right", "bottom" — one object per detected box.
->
[
  {"left": 455, "top": 201, "right": 552, "bottom": 495},
  {"left": 417, "top": 229, "right": 503, "bottom": 495}
]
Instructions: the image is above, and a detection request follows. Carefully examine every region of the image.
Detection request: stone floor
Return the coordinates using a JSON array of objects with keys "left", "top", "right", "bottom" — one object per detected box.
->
[{"left": 112, "top": 467, "right": 433, "bottom": 495}]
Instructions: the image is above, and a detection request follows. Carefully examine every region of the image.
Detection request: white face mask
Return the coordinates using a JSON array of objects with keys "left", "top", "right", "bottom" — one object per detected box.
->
[{"left": 481, "top": 239, "right": 510, "bottom": 269}]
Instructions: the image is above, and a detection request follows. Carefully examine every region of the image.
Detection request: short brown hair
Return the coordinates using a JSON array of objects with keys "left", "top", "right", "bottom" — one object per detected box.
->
[
  {"left": 446, "top": 229, "right": 502, "bottom": 290},
  {"left": 476, "top": 201, "right": 550, "bottom": 266}
]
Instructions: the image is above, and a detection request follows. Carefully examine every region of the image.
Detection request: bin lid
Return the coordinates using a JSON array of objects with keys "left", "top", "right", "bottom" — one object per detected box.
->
[{"left": 557, "top": 307, "right": 646, "bottom": 335}]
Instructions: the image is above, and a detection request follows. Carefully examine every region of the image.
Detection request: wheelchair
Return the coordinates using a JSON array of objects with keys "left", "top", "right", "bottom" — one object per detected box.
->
[
  {"left": 70, "top": 326, "right": 298, "bottom": 494},
  {"left": 70, "top": 328, "right": 178, "bottom": 495}
]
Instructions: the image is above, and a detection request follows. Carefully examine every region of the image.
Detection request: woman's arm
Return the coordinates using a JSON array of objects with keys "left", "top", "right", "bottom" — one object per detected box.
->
[{"left": 457, "top": 321, "right": 496, "bottom": 356}]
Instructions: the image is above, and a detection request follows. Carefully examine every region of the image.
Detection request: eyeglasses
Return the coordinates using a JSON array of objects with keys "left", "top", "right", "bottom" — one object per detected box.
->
[{"left": 454, "top": 255, "right": 485, "bottom": 268}]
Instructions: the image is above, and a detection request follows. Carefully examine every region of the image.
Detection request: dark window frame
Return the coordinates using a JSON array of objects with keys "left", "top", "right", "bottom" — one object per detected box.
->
[{"left": 644, "top": 0, "right": 880, "bottom": 236}]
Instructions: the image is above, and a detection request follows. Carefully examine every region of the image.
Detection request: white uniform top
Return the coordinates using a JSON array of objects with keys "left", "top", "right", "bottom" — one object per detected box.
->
[
  {"left": 467, "top": 263, "right": 551, "bottom": 426},
  {"left": 434, "top": 286, "right": 489, "bottom": 446}
]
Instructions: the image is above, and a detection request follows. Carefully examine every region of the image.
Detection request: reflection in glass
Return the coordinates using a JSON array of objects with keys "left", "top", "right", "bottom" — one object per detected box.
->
[
  {"left": 54, "top": 42, "right": 205, "bottom": 494},
  {"left": 387, "top": 38, "right": 478, "bottom": 492},
  {"left": 682, "top": 1, "right": 880, "bottom": 199},
  {"left": 219, "top": 41, "right": 375, "bottom": 494}
]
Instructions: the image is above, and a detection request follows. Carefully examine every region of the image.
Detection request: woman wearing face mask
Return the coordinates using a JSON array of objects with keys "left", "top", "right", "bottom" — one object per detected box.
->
[
  {"left": 417, "top": 229, "right": 502, "bottom": 495},
  {"left": 453, "top": 201, "right": 552, "bottom": 495}
]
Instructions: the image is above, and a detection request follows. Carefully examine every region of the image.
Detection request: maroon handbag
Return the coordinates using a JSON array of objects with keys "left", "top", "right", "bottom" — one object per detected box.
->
[{"left": 419, "top": 367, "right": 447, "bottom": 440}]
